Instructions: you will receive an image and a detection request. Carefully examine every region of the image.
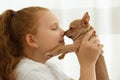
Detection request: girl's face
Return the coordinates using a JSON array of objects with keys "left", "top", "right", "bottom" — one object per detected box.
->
[{"left": 34, "top": 11, "right": 64, "bottom": 53}]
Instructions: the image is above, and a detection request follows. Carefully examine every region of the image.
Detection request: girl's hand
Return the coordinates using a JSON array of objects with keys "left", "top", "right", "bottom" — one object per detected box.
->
[{"left": 76, "top": 29, "right": 104, "bottom": 66}]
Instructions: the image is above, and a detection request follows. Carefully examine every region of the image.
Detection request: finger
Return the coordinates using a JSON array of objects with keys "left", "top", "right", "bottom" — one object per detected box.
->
[
  {"left": 83, "top": 29, "right": 94, "bottom": 41},
  {"left": 100, "top": 50, "right": 104, "bottom": 54},
  {"left": 97, "top": 44, "right": 104, "bottom": 51},
  {"left": 94, "top": 40, "right": 100, "bottom": 47},
  {"left": 98, "top": 51, "right": 103, "bottom": 55},
  {"left": 89, "top": 36, "right": 98, "bottom": 43}
]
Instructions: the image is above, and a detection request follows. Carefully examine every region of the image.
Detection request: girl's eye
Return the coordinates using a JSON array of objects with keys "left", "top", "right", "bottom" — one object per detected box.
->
[
  {"left": 52, "top": 27, "right": 57, "bottom": 30},
  {"left": 52, "top": 25, "right": 58, "bottom": 30}
]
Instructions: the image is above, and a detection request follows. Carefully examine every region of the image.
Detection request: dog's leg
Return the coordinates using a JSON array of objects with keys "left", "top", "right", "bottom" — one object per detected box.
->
[
  {"left": 58, "top": 44, "right": 78, "bottom": 59},
  {"left": 58, "top": 40, "right": 81, "bottom": 59},
  {"left": 96, "top": 54, "right": 109, "bottom": 80},
  {"left": 58, "top": 52, "right": 66, "bottom": 59},
  {"left": 48, "top": 44, "right": 77, "bottom": 58}
]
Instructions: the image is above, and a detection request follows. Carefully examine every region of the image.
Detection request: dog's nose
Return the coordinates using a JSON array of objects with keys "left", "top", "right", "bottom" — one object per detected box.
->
[
  {"left": 64, "top": 31, "right": 68, "bottom": 35},
  {"left": 64, "top": 31, "right": 66, "bottom": 35}
]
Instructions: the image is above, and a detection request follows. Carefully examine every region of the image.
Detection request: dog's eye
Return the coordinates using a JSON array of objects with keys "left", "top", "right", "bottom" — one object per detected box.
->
[
  {"left": 70, "top": 26, "right": 76, "bottom": 29},
  {"left": 70, "top": 27, "right": 74, "bottom": 29}
]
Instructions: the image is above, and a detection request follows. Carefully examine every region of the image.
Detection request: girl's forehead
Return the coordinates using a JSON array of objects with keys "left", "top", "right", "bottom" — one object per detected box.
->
[
  {"left": 37, "top": 11, "right": 59, "bottom": 25},
  {"left": 35, "top": 11, "right": 59, "bottom": 30}
]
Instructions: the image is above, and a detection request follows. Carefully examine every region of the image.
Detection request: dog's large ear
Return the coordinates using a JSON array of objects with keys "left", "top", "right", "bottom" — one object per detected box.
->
[{"left": 81, "top": 12, "right": 90, "bottom": 27}]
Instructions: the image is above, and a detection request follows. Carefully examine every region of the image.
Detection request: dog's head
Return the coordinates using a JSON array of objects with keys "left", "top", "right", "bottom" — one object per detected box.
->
[{"left": 65, "top": 12, "right": 91, "bottom": 40}]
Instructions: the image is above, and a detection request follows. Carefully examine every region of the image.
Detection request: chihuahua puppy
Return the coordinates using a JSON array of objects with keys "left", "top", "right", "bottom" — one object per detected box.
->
[
  {"left": 47, "top": 12, "right": 92, "bottom": 59},
  {"left": 47, "top": 12, "right": 109, "bottom": 80}
]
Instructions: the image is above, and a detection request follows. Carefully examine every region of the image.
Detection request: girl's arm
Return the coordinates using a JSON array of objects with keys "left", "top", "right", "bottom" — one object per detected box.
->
[
  {"left": 80, "top": 64, "right": 96, "bottom": 80},
  {"left": 76, "top": 29, "right": 103, "bottom": 80}
]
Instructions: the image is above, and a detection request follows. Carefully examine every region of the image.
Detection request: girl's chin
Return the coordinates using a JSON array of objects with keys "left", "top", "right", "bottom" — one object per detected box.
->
[
  {"left": 49, "top": 44, "right": 59, "bottom": 50},
  {"left": 49, "top": 42, "right": 65, "bottom": 51}
]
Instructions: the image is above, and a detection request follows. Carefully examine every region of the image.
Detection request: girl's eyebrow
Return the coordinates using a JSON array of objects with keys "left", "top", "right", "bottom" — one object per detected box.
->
[{"left": 51, "top": 22, "right": 59, "bottom": 27}]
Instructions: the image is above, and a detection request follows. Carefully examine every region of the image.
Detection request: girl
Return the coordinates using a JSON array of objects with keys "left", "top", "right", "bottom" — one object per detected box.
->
[{"left": 0, "top": 6, "right": 103, "bottom": 80}]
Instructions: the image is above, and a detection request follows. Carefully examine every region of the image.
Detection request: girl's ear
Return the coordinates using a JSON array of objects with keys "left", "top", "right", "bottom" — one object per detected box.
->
[{"left": 25, "top": 34, "right": 38, "bottom": 48}]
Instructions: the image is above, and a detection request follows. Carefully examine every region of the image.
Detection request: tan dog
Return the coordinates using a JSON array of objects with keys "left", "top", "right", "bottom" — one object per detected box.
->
[{"left": 48, "top": 12, "right": 109, "bottom": 80}]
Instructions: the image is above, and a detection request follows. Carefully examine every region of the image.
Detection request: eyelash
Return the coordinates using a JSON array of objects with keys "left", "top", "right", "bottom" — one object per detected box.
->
[{"left": 52, "top": 25, "right": 58, "bottom": 30}]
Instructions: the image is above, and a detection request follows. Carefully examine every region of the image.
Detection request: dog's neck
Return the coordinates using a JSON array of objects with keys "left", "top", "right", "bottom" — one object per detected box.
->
[{"left": 72, "top": 25, "right": 91, "bottom": 41}]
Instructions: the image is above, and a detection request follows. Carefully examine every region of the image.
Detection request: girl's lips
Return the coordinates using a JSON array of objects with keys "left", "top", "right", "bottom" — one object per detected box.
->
[{"left": 59, "top": 39, "right": 65, "bottom": 44}]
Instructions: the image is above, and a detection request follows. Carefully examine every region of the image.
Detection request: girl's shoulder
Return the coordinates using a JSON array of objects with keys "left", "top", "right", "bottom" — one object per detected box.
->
[
  {"left": 15, "top": 57, "right": 72, "bottom": 80},
  {"left": 15, "top": 57, "right": 48, "bottom": 71},
  {"left": 15, "top": 57, "right": 54, "bottom": 80}
]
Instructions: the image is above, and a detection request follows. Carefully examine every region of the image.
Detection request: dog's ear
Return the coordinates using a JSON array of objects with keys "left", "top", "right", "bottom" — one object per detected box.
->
[{"left": 81, "top": 12, "right": 90, "bottom": 27}]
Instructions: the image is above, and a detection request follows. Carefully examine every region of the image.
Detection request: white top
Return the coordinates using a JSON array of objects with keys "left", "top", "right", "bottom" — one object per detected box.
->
[{"left": 15, "top": 57, "right": 72, "bottom": 80}]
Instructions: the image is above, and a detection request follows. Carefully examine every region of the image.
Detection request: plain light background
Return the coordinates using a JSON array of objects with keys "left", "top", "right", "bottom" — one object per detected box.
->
[{"left": 0, "top": 0, "right": 120, "bottom": 80}]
